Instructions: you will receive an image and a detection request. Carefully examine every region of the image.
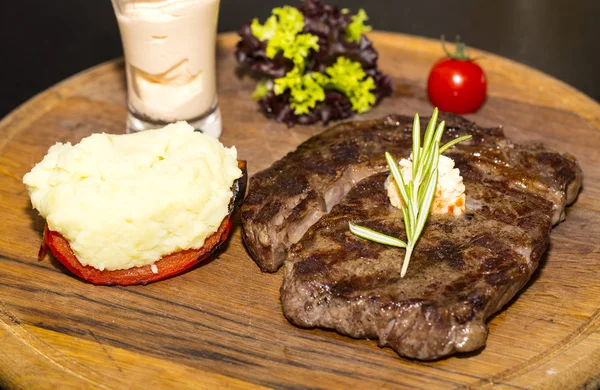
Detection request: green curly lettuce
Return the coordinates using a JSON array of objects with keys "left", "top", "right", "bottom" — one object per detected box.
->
[
  {"left": 252, "top": 80, "right": 271, "bottom": 100},
  {"left": 273, "top": 33, "right": 319, "bottom": 68},
  {"left": 273, "top": 68, "right": 327, "bottom": 115},
  {"left": 325, "top": 57, "right": 376, "bottom": 113},
  {"left": 345, "top": 9, "right": 372, "bottom": 43},
  {"left": 270, "top": 57, "right": 376, "bottom": 115},
  {"left": 250, "top": 14, "right": 278, "bottom": 42},
  {"left": 250, "top": 6, "right": 318, "bottom": 68}
]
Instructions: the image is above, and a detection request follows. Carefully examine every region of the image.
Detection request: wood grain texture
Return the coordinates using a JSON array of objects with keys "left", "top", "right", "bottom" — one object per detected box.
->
[{"left": 1, "top": 32, "right": 599, "bottom": 389}]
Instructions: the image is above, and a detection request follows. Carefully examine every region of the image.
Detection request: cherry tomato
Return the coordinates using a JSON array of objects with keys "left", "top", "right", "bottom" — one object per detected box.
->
[
  {"left": 38, "top": 161, "right": 248, "bottom": 286},
  {"left": 427, "top": 38, "right": 487, "bottom": 114}
]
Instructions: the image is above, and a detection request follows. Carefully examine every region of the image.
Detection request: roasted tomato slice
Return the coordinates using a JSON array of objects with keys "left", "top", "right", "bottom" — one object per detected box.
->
[{"left": 38, "top": 161, "right": 248, "bottom": 286}]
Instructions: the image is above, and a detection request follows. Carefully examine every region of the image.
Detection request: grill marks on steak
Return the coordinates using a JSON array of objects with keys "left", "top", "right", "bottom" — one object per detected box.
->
[
  {"left": 241, "top": 114, "right": 582, "bottom": 359},
  {"left": 450, "top": 144, "right": 577, "bottom": 224},
  {"left": 242, "top": 114, "right": 580, "bottom": 272},
  {"left": 242, "top": 116, "right": 414, "bottom": 271},
  {"left": 281, "top": 174, "right": 554, "bottom": 360}
]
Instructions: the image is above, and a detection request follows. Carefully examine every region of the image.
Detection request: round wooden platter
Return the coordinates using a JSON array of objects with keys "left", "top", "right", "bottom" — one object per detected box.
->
[{"left": 1, "top": 32, "right": 599, "bottom": 390}]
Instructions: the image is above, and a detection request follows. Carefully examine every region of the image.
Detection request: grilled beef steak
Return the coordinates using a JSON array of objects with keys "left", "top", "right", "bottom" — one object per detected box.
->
[
  {"left": 242, "top": 115, "right": 418, "bottom": 272},
  {"left": 241, "top": 114, "right": 582, "bottom": 359}
]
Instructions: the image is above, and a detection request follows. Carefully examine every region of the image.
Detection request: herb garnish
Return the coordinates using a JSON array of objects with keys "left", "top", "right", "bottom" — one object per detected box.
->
[{"left": 349, "top": 108, "right": 471, "bottom": 277}]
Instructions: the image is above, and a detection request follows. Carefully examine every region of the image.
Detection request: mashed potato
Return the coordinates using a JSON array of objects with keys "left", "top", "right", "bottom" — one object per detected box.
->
[{"left": 23, "top": 122, "right": 242, "bottom": 271}]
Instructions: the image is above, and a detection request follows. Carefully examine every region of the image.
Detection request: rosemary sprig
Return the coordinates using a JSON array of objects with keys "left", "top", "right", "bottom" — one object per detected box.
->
[{"left": 349, "top": 108, "right": 471, "bottom": 277}]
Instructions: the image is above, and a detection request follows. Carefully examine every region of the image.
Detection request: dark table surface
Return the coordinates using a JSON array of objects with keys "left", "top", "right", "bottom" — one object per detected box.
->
[{"left": 1, "top": 0, "right": 599, "bottom": 119}]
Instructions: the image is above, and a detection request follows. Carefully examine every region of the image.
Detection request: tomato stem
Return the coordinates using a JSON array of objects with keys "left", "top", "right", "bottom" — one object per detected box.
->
[{"left": 441, "top": 35, "right": 470, "bottom": 61}]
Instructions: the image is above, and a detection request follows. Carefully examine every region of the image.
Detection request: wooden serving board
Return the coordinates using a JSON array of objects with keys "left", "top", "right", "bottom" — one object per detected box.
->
[{"left": 1, "top": 32, "right": 599, "bottom": 389}]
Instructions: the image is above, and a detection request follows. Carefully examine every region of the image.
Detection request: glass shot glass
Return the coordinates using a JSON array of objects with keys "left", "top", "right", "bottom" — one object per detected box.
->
[{"left": 111, "top": 0, "right": 222, "bottom": 137}]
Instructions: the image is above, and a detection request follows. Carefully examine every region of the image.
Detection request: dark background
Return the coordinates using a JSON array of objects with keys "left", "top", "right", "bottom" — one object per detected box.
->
[{"left": 1, "top": 0, "right": 599, "bottom": 118}]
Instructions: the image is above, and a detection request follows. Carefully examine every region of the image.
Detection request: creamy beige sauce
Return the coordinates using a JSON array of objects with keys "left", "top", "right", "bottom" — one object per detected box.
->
[{"left": 114, "top": 0, "right": 220, "bottom": 122}]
